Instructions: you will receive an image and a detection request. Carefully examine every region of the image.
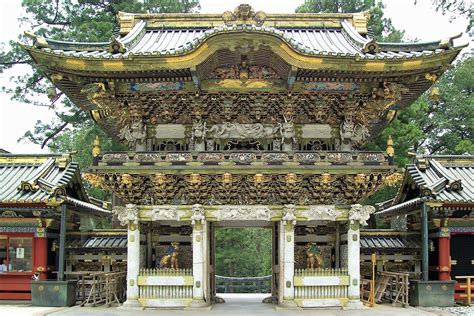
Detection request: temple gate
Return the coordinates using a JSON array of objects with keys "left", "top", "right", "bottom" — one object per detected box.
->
[{"left": 23, "top": 4, "right": 461, "bottom": 308}]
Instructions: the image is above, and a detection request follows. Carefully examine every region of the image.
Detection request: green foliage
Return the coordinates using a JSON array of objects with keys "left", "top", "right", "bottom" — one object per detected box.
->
[
  {"left": 215, "top": 228, "right": 272, "bottom": 277},
  {"left": 295, "top": 0, "right": 404, "bottom": 42},
  {"left": 1, "top": 0, "right": 200, "bottom": 149},
  {"left": 417, "top": 0, "right": 473, "bottom": 31}
]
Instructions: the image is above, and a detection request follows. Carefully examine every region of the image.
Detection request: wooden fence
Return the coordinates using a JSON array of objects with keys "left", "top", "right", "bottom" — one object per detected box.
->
[
  {"left": 215, "top": 275, "right": 272, "bottom": 293},
  {"left": 65, "top": 271, "right": 126, "bottom": 306}
]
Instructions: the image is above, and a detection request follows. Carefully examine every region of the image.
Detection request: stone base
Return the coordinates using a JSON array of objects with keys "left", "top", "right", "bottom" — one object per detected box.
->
[
  {"left": 343, "top": 299, "right": 365, "bottom": 310},
  {"left": 262, "top": 295, "right": 278, "bottom": 304},
  {"left": 120, "top": 299, "right": 142, "bottom": 309},
  {"left": 277, "top": 299, "right": 298, "bottom": 309},
  {"left": 212, "top": 296, "right": 226, "bottom": 304},
  {"left": 185, "top": 299, "right": 212, "bottom": 310}
]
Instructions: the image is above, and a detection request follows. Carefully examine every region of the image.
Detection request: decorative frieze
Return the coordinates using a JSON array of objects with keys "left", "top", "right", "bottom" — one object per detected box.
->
[
  {"left": 214, "top": 205, "right": 272, "bottom": 220},
  {"left": 151, "top": 206, "right": 178, "bottom": 220}
]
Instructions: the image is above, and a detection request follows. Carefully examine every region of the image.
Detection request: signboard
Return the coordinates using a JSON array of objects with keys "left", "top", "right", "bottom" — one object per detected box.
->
[{"left": 16, "top": 248, "right": 25, "bottom": 259}]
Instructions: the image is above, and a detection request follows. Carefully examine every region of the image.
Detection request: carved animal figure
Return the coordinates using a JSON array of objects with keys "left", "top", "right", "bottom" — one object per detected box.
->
[
  {"left": 306, "top": 242, "right": 322, "bottom": 269},
  {"left": 159, "top": 243, "right": 179, "bottom": 269}
]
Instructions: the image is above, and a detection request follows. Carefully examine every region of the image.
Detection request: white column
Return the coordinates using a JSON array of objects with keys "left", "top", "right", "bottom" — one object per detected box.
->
[
  {"left": 123, "top": 222, "right": 141, "bottom": 307},
  {"left": 278, "top": 220, "right": 296, "bottom": 307},
  {"left": 346, "top": 221, "right": 363, "bottom": 309},
  {"left": 190, "top": 219, "right": 209, "bottom": 307}
]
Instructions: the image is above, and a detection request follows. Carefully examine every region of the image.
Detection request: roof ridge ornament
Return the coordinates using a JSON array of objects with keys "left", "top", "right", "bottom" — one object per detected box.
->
[
  {"left": 222, "top": 4, "right": 266, "bottom": 26},
  {"left": 109, "top": 36, "right": 126, "bottom": 54}
]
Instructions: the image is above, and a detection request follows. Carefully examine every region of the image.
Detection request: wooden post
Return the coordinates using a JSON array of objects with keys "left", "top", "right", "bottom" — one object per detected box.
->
[
  {"left": 369, "top": 253, "right": 376, "bottom": 307},
  {"left": 421, "top": 203, "right": 429, "bottom": 281},
  {"left": 335, "top": 222, "right": 340, "bottom": 268},
  {"left": 58, "top": 203, "right": 67, "bottom": 281},
  {"left": 438, "top": 228, "right": 451, "bottom": 281}
]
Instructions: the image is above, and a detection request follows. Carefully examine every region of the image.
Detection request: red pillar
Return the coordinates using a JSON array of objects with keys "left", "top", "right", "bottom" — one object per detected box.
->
[
  {"left": 34, "top": 236, "right": 48, "bottom": 280},
  {"left": 438, "top": 228, "right": 451, "bottom": 281}
]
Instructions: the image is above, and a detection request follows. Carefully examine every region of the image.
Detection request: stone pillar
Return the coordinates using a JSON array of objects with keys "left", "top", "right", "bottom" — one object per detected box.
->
[
  {"left": 347, "top": 221, "right": 361, "bottom": 306},
  {"left": 113, "top": 204, "right": 141, "bottom": 308},
  {"left": 190, "top": 204, "right": 209, "bottom": 308},
  {"left": 438, "top": 227, "right": 451, "bottom": 281},
  {"left": 345, "top": 204, "right": 375, "bottom": 309},
  {"left": 278, "top": 205, "right": 297, "bottom": 308}
]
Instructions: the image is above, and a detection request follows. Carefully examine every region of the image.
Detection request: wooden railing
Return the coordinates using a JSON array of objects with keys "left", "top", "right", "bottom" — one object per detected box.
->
[
  {"left": 215, "top": 275, "right": 272, "bottom": 293},
  {"left": 137, "top": 268, "right": 193, "bottom": 307},
  {"left": 455, "top": 276, "right": 473, "bottom": 306},
  {"left": 65, "top": 271, "right": 126, "bottom": 307}
]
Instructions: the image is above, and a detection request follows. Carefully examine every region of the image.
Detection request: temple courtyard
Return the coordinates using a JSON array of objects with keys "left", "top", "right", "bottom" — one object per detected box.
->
[{"left": 1, "top": 294, "right": 473, "bottom": 316}]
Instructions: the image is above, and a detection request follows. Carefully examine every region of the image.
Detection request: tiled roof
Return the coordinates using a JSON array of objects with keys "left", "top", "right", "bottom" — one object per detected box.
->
[
  {"left": 0, "top": 154, "right": 109, "bottom": 214},
  {"left": 360, "top": 234, "right": 421, "bottom": 250},
  {"left": 34, "top": 18, "right": 459, "bottom": 60},
  {"left": 66, "top": 236, "right": 127, "bottom": 249},
  {"left": 376, "top": 155, "right": 474, "bottom": 217}
]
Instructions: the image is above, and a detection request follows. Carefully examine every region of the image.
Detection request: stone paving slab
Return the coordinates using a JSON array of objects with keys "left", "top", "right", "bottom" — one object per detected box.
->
[{"left": 0, "top": 294, "right": 460, "bottom": 316}]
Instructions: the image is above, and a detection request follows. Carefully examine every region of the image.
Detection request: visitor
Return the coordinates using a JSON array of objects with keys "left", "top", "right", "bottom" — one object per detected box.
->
[{"left": 0, "top": 258, "right": 7, "bottom": 272}]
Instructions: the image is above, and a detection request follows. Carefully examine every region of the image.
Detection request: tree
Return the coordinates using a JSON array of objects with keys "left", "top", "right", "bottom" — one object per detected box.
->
[
  {"left": 295, "top": 0, "right": 404, "bottom": 42},
  {"left": 416, "top": 0, "right": 473, "bottom": 31},
  {"left": 1, "top": 0, "right": 200, "bottom": 150},
  {"left": 215, "top": 228, "right": 272, "bottom": 279},
  {"left": 364, "top": 56, "right": 474, "bottom": 165}
]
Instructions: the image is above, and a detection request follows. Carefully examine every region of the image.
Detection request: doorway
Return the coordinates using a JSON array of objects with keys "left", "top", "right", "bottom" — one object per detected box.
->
[{"left": 208, "top": 222, "right": 278, "bottom": 304}]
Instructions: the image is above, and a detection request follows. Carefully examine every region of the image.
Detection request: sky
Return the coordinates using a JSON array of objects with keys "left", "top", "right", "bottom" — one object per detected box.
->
[{"left": 0, "top": 0, "right": 471, "bottom": 154}]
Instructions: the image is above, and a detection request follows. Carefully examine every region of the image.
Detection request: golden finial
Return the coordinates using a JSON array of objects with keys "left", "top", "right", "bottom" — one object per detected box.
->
[
  {"left": 386, "top": 135, "right": 395, "bottom": 157},
  {"left": 92, "top": 136, "right": 101, "bottom": 157}
]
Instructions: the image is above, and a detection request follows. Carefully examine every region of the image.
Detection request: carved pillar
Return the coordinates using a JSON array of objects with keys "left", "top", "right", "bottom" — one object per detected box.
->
[
  {"left": 113, "top": 204, "right": 141, "bottom": 308},
  {"left": 346, "top": 204, "right": 375, "bottom": 309},
  {"left": 438, "top": 227, "right": 451, "bottom": 281},
  {"left": 190, "top": 204, "right": 209, "bottom": 307},
  {"left": 278, "top": 205, "right": 297, "bottom": 307}
]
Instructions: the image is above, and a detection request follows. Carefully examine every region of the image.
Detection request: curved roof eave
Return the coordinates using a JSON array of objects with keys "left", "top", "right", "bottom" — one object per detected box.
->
[{"left": 22, "top": 30, "right": 463, "bottom": 75}]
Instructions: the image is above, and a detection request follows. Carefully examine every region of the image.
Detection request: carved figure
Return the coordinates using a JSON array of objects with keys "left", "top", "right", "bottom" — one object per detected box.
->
[
  {"left": 306, "top": 242, "right": 322, "bottom": 269},
  {"left": 159, "top": 242, "right": 179, "bottom": 269},
  {"left": 112, "top": 204, "right": 139, "bottom": 226},
  {"left": 279, "top": 117, "right": 296, "bottom": 151},
  {"left": 191, "top": 120, "right": 207, "bottom": 151},
  {"left": 282, "top": 204, "right": 297, "bottom": 226},
  {"left": 349, "top": 204, "right": 375, "bottom": 226},
  {"left": 191, "top": 204, "right": 206, "bottom": 225},
  {"left": 119, "top": 119, "right": 146, "bottom": 148}
]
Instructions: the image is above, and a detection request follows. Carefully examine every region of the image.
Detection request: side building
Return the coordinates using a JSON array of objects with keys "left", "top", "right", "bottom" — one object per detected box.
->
[
  {"left": 376, "top": 155, "right": 474, "bottom": 305},
  {"left": 0, "top": 153, "right": 110, "bottom": 299}
]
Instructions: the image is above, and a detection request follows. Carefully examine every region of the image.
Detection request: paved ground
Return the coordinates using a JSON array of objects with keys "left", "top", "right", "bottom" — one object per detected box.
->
[{"left": 0, "top": 294, "right": 461, "bottom": 316}]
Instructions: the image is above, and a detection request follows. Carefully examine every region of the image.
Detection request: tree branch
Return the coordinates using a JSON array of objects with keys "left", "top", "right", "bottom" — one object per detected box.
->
[{"left": 41, "top": 121, "right": 69, "bottom": 149}]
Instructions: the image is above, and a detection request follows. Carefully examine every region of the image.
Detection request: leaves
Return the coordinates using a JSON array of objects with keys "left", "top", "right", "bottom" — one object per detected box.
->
[
  {"left": 1, "top": 0, "right": 200, "bottom": 150},
  {"left": 295, "top": 0, "right": 405, "bottom": 42},
  {"left": 215, "top": 228, "right": 272, "bottom": 278}
]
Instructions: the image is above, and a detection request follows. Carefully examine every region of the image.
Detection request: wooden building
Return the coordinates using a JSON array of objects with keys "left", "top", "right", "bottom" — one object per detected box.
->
[
  {"left": 376, "top": 155, "right": 473, "bottom": 302},
  {"left": 0, "top": 153, "right": 109, "bottom": 299},
  {"left": 22, "top": 5, "right": 462, "bottom": 308}
]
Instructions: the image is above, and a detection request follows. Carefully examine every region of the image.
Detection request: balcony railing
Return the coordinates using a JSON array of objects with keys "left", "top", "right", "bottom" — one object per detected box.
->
[{"left": 96, "top": 151, "right": 390, "bottom": 167}]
